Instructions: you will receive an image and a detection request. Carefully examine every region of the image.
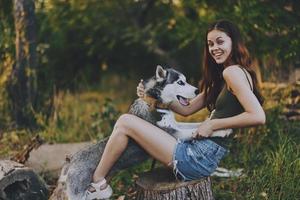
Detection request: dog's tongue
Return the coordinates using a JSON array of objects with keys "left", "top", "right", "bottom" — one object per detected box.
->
[{"left": 179, "top": 96, "right": 189, "bottom": 106}]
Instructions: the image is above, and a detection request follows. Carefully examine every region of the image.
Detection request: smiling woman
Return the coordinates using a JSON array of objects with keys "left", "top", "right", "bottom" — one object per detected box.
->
[
  {"left": 207, "top": 30, "right": 233, "bottom": 65},
  {"left": 201, "top": 20, "right": 264, "bottom": 113}
]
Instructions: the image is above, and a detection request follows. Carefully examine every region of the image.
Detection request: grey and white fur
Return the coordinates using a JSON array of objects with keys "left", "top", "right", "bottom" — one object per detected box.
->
[
  {"left": 130, "top": 65, "right": 232, "bottom": 140},
  {"left": 65, "top": 65, "right": 232, "bottom": 200}
]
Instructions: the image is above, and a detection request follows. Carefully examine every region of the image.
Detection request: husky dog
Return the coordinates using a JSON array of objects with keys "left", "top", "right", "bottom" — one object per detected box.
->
[
  {"left": 130, "top": 65, "right": 232, "bottom": 140},
  {"left": 65, "top": 65, "right": 232, "bottom": 200}
]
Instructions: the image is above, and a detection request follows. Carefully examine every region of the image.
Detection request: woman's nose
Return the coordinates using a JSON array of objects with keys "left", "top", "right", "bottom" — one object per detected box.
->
[{"left": 210, "top": 45, "right": 218, "bottom": 51}]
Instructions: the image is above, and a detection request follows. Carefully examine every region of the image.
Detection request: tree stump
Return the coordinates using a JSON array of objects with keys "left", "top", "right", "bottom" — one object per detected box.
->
[
  {"left": 0, "top": 160, "right": 49, "bottom": 200},
  {"left": 135, "top": 167, "right": 214, "bottom": 200}
]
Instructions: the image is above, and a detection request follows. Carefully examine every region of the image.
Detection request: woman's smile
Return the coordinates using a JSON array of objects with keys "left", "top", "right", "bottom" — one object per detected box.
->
[
  {"left": 212, "top": 50, "right": 224, "bottom": 58},
  {"left": 207, "top": 30, "right": 232, "bottom": 64}
]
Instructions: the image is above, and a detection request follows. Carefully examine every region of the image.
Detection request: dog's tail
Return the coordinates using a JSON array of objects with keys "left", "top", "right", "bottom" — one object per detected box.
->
[
  {"left": 65, "top": 138, "right": 150, "bottom": 199},
  {"left": 66, "top": 170, "right": 87, "bottom": 200},
  {"left": 65, "top": 142, "right": 104, "bottom": 200}
]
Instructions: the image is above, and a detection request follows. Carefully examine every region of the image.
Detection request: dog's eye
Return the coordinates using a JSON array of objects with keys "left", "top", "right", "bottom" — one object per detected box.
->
[{"left": 177, "top": 80, "right": 185, "bottom": 86}]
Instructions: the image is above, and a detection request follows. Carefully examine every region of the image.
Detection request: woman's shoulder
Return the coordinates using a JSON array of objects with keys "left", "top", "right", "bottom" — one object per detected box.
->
[
  {"left": 222, "top": 65, "right": 245, "bottom": 79},
  {"left": 222, "top": 65, "right": 253, "bottom": 91}
]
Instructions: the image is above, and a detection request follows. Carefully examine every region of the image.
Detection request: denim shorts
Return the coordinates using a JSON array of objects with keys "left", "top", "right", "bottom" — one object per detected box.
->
[{"left": 172, "top": 138, "right": 229, "bottom": 181}]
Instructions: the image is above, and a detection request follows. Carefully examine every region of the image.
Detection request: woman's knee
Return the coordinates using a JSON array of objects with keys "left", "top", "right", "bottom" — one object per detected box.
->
[{"left": 114, "top": 114, "right": 134, "bottom": 134}]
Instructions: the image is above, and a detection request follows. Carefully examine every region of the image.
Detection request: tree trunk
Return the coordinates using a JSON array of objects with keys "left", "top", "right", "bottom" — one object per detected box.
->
[
  {"left": 135, "top": 167, "right": 214, "bottom": 200},
  {"left": 0, "top": 160, "right": 49, "bottom": 200},
  {"left": 9, "top": 0, "right": 37, "bottom": 128}
]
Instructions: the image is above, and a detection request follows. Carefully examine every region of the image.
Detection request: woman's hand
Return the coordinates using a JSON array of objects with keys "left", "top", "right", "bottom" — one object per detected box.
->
[
  {"left": 136, "top": 79, "right": 145, "bottom": 98},
  {"left": 192, "top": 119, "right": 214, "bottom": 139}
]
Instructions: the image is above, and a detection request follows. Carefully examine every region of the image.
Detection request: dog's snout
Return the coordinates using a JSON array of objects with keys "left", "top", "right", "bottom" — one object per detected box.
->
[{"left": 195, "top": 89, "right": 200, "bottom": 95}]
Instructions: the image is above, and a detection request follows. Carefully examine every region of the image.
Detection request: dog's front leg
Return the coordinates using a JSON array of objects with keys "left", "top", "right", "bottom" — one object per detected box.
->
[
  {"left": 176, "top": 122, "right": 202, "bottom": 129},
  {"left": 172, "top": 122, "right": 198, "bottom": 140},
  {"left": 211, "top": 129, "right": 233, "bottom": 137}
]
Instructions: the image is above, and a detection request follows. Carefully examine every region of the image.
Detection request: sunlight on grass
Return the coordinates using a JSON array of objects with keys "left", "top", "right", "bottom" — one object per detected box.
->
[
  {"left": 1, "top": 80, "right": 299, "bottom": 199},
  {"left": 39, "top": 88, "right": 133, "bottom": 143}
]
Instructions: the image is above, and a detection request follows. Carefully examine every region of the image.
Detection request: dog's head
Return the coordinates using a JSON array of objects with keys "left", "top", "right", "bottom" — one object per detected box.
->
[{"left": 144, "top": 65, "right": 199, "bottom": 106}]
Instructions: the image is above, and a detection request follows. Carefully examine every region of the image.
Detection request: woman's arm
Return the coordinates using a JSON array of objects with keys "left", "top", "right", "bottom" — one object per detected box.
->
[
  {"left": 210, "top": 66, "right": 265, "bottom": 130},
  {"left": 193, "top": 66, "right": 265, "bottom": 138},
  {"left": 169, "top": 92, "right": 206, "bottom": 116}
]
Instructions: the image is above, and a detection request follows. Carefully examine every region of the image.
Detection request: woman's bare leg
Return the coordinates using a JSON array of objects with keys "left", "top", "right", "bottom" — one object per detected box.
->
[{"left": 92, "top": 113, "right": 177, "bottom": 182}]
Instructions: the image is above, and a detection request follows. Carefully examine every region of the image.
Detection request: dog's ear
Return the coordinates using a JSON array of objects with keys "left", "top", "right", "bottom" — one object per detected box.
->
[{"left": 156, "top": 65, "right": 167, "bottom": 82}]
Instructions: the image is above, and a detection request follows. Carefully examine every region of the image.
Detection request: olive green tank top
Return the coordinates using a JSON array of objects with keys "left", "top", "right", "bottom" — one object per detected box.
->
[
  {"left": 210, "top": 86, "right": 244, "bottom": 120},
  {"left": 209, "top": 66, "right": 253, "bottom": 148}
]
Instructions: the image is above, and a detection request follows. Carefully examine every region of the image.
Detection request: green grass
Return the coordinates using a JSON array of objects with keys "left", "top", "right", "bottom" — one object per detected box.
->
[
  {"left": 0, "top": 80, "right": 299, "bottom": 199},
  {"left": 212, "top": 109, "right": 300, "bottom": 200},
  {"left": 212, "top": 84, "right": 300, "bottom": 200}
]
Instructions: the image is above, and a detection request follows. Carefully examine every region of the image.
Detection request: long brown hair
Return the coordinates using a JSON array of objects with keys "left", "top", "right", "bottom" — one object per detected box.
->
[{"left": 199, "top": 19, "right": 264, "bottom": 111}]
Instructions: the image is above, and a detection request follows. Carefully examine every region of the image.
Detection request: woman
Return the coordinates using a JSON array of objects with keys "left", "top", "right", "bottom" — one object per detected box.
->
[{"left": 85, "top": 19, "right": 266, "bottom": 200}]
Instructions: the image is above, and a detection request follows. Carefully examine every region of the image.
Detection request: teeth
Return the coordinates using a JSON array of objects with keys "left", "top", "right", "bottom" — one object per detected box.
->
[
  {"left": 212, "top": 51, "right": 223, "bottom": 56},
  {"left": 214, "top": 53, "right": 223, "bottom": 56}
]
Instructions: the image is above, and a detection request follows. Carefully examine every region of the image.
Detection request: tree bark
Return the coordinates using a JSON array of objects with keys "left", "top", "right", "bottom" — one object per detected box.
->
[
  {"left": 9, "top": 0, "right": 37, "bottom": 128},
  {"left": 135, "top": 167, "right": 214, "bottom": 200},
  {"left": 0, "top": 160, "right": 48, "bottom": 200}
]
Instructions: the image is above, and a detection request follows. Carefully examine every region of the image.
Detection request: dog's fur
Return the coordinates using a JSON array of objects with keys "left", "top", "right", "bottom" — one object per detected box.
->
[
  {"left": 130, "top": 65, "right": 232, "bottom": 140},
  {"left": 65, "top": 65, "right": 232, "bottom": 199}
]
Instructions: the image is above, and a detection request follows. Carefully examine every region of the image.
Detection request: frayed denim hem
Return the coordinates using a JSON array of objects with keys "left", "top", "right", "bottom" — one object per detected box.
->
[
  {"left": 170, "top": 139, "right": 190, "bottom": 181},
  {"left": 171, "top": 138, "right": 229, "bottom": 181}
]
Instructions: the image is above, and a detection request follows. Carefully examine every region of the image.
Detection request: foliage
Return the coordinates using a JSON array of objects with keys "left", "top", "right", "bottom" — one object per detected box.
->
[
  {"left": 33, "top": 0, "right": 300, "bottom": 86},
  {"left": 0, "top": 0, "right": 14, "bottom": 127},
  {"left": 3, "top": 0, "right": 299, "bottom": 89},
  {"left": 37, "top": 90, "right": 126, "bottom": 143},
  {"left": 0, "top": 0, "right": 299, "bottom": 128},
  {"left": 90, "top": 97, "right": 121, "bottom": 139},
  {"left": 0, "top": 129, "right": 33, "bottom": 158}
]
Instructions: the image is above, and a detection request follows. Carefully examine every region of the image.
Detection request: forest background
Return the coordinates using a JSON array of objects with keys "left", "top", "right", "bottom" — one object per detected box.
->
[{"left": 0, "top": 0, "right": 299, "bottom": 199}]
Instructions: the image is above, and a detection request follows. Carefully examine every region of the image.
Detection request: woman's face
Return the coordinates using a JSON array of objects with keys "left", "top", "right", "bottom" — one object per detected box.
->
[{"left": 207, "top": 29, "right": 232, "bottom": 65}]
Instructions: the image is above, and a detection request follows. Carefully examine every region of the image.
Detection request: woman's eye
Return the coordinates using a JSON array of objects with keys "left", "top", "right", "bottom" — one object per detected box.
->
[
  {"left": 177, "top": 80, "right": 185, "bottom": 85},
  {"left": 217, "top": 40, "right": 224, "bottom": 45}
]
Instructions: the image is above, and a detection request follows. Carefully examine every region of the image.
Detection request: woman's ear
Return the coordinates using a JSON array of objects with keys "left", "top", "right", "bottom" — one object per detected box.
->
[{"left": 156, "top": 65, "right": 167, "bottom": 82}]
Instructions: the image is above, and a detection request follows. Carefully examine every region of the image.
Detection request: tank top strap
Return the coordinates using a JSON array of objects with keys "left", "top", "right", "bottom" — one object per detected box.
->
[{"left": 238, "top": 66, "right": 253, "bottom": 91}]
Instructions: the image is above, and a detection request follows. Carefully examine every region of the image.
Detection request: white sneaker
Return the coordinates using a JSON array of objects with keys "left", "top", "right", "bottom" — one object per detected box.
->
[{"left": 85, "top": 178, "right": 113, "bottom": 200}]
